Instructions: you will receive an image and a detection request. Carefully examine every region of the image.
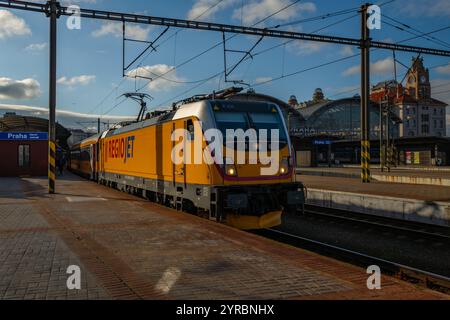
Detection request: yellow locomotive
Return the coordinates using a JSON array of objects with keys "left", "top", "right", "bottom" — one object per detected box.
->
[{"left": 69, "top": 89, "right": 305, "bottom": 229}]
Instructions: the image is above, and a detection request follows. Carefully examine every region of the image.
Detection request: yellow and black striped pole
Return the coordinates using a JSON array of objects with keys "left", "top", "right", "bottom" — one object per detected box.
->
[
  {"left": 48, "top": 0, "right": 58, "bottom": 194},
  {"left": 360, "top": 4, "right": 371, "bottom": 183},
  {"left": 48, "top": 141, "right": 56, "bottom": 193},
  {"left": 361, "top": 140, "right": 371, "bottom": 183}
]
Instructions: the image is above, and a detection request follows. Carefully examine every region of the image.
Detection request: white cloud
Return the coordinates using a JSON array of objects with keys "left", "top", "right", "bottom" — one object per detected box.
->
[
  {"left": 0, "top": 103, "right": 133, "bottom": 120},
  {"left": 0, "top": 77, "right": 40, "bottom": 100},
  {"left": 343, "top": 57, "right": 395, "bottom": 77},
  {"left": 57, "top": 75, "right": 96, "bottom": 87},
  {"left": 0, "top": 103, "right": 135, "bottom": 130},
  {"left": 233, "top": 0, "right": 316, "bottom": 26},
  {"left": 339, "top": 45, "right": 354, "bottom": 57},
  {"left": 0, "top": 10, "right": 31, "bottom": 39},
  {"left": 126, "top": 64, "right": 184, "bottom": 91},
  {"left": 436, "top": 63, "right": 450, "bottom": 75},
  {"left": 25, "top": 42, "right": 47, "bottom": 51},
  {"left": 288, "top": 40, "right": 327, "bottom": 55},
  {"left": 255, "top": 77, "right": 272, "bottom": 84},
  {"left": 187, "top": 0, "right": 236, "bottom": 20},
  {"left": 92, "top": 22, "right": 150, "bottom": 41}
]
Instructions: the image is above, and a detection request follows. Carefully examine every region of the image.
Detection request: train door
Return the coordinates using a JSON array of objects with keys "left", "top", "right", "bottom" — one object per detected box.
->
[
  {"left": 89, "top": 144, "right": 95, "bottom": 180},
  {"left": 94, "top": 142, "right": 99, "bottom": 181},
  {"left": 172, "top": 120, "right": 185, "bottom": 187},
  {"left": 99, "top": 131, "right": 108, "bottom": 182}
]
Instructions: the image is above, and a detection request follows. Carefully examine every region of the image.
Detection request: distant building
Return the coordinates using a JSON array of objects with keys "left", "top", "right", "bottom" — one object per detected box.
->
[
  {"left": 0, "top": 113, "right": 70, "bottom": 176},
  {"left": 67, "top": 129, "right": 93, "bottom": 147},
  {"left": 370, "top": 57, "right": 447, "bottom": 138},
  {"left": 294, "top": 88, "right": 330, "bottom": 109},
  {"left": 287, "top": 95, "right": 299, "bottom": 108}
]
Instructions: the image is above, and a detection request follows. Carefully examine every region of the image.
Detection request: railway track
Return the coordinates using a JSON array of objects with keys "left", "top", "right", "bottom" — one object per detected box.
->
[
  {"left": 253, "top": 205, "right": 450, "bottom": 295},
  {"left": 303, "top": 204, "right": 450, "bottom": 241}
]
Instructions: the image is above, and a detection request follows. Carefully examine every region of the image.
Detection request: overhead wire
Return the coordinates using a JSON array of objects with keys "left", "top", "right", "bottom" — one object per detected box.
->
[
  {"left": 94, "top": 0, "right": 226, "bottom": 116},
  {"left": 383, "top": 17, "right": 450, "bottom": 50},
  {"left": 140, "top": 0, "right": 307, "bottom": 109},
  {"left": 250, "top": 21, "right": 450, "bottom": 89},
  {"left": 134, "top": 0, "right": 305, "bottom": 93}
]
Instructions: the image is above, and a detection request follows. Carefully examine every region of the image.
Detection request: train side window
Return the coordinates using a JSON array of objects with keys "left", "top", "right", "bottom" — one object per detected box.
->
[
  {"left": 186, "top": 119, "right": 194, "bottom": 141},
  {"left": 18, "top": 145, "right": 30, "bottom": 167}
]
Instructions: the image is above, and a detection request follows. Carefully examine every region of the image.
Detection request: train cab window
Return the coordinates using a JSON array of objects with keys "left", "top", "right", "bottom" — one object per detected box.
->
[
  {"left": 18, "top": 145, "right": 30, "bottom": 168},
  {"left": 248, "top": 112, "right": 288, "bottom": 147},
  {"left": 214, "top": 112, "right": 249, "bottom": 132},
  {"left": 186, "top": 119, "right": 195, "bottom": 141},
  {"left": 248, "top": 113, "right": 287, "bottom": 138}
]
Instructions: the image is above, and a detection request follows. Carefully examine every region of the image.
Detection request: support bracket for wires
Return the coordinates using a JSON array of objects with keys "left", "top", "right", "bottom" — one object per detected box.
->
[
  {"left": 122, "top": 23, "right": 170, "bottom": 78},
  {"left": 222, "top": 32, "right": 264, "bottom": 86}
]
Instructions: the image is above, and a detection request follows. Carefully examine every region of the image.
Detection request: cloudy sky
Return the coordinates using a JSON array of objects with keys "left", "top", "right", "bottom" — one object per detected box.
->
[{"left": 0, "top": 0, "right": 449, "bottom": 132}]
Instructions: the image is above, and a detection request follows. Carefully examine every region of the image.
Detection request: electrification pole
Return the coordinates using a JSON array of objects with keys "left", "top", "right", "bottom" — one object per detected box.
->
[
  {"left": 48, "top": 0, "right": 58, "bottom": 194},
  {"left": 360, "top": 3, "right": 371, "bottom": 183}
]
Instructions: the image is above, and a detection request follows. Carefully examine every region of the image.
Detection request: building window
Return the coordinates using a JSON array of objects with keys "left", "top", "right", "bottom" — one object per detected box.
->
[
  {"left": 433, "top": 108, "right": 437, "bottom": 115},
  {"left": 421, "top": 124, "right": 429, "bottom": 134},
  {"left": 440, "top": 120, "right": 444, "bottom": 129},
  {"left": 441, "top": 108, "right": 444, "bottom": 115},
  {"left": 434, "top": 119, "right": 437, "bottom": 128},
  {"left": 18, "top": 145, "right": 30, "bottom": 167},
  {"left": 421, "top": 114, "right": 429, "bottom": 122}
]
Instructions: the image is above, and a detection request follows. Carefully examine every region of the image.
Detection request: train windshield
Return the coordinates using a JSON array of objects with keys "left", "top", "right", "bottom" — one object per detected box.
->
[{"left": 212, "top": 101, "right": 288, "bottom": 148}]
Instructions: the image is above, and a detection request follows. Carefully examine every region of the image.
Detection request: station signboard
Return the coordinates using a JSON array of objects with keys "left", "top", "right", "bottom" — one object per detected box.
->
[
  {"left": 0, "top": 132, "right": 48, "bottom": 141},
  {"left": 313, "top": 139, "right": 332, "bottom": 145}
]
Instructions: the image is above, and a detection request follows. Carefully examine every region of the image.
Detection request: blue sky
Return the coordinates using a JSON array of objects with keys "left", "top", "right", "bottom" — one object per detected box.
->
[{"left": 1, "top": 0, "right": 450, "bottom": 131}]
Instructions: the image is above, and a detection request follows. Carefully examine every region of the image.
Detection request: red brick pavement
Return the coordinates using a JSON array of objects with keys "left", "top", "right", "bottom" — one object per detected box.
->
[{"left": 0, "top": 173, "right": 447, "bottom": 300}]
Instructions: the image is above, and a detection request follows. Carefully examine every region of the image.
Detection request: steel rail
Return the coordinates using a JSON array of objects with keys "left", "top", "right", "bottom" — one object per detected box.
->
[
  {"left": 263, "top": 228, "right": 450, "bottom": 294},
  {"left": 304, "top": 204, "right": 450, "bottom": 241}
]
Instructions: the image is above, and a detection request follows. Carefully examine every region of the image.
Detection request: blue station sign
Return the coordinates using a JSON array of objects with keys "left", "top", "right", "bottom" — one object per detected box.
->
[
  {"left": 0, "top": 132, "right": 48, "bottom": 141},
  {"left": 313, "top": 139, "right": 332, "bottom": 145}
]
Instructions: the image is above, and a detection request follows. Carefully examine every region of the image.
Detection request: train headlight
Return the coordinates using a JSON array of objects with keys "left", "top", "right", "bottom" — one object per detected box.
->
[
  {"left": 225, "top": 164, "right": 237, "bottom": 176},
  {"left": 223, "top": 157, "right": 237, "bottom": 176},
  {"left": 280, "top": 157, "right": 289, "bottom": 175}
]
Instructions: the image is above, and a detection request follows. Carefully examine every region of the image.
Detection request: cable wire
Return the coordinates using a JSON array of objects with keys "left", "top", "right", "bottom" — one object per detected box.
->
[{"left": 134, "top": 0, "right": 305, "bottom": 93}]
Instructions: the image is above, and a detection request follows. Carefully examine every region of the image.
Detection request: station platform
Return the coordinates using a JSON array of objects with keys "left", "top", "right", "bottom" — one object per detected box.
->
[
  {"left": 297, "top": 175, "right": 450, "bottom": 226},
  {"left": 0, "top": 173, "right": 447, "bottom": 300},
  {"left": 297, "top": 166, "right": 450, "bottom": 186}
]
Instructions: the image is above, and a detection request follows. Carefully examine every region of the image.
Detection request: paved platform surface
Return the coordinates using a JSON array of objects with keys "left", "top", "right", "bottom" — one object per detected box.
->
[
  {"left": 297, "top": 175, "right": 450, "bottom": 202},
  {"left": 298, "top": 167, "right": 450, "bottom": 187},
  {"left": 299, "top": 167, "right": 450, "bottom": 179},
  {"left": 0, "top": 173, "right": 447, "bottom": 300}
]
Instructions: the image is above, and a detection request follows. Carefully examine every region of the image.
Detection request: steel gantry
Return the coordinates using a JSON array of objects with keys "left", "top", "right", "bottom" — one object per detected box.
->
[{"left": 1, "top": 0, "right": 450, "bottom": 191}]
